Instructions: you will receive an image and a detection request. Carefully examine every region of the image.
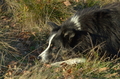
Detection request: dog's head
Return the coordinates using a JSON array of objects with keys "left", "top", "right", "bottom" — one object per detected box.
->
[{"left": 37, "top": 22, "right": 89, "bottom": 63}]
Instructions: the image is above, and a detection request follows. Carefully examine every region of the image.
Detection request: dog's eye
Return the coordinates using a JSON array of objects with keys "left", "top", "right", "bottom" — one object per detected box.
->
[
  {"left": 50, "top": 44, "right": 54, "bottom": 47},
  {"left": 50, "top": 44, "right": 57, "bottom": 49}
]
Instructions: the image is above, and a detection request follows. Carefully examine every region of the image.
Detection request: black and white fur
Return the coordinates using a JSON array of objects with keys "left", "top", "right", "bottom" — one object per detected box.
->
[{"left": 38, "top": 2, "right": 120, "bottom": 64}]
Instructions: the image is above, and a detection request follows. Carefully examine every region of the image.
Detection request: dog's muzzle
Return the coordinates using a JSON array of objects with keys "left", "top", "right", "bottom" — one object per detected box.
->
[{"left": 37, "top": 56, "right": 42, "bottom": 60}]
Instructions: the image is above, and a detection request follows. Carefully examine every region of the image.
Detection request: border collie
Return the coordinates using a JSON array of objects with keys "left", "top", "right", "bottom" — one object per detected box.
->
[{"left": 37, "top": 2, "right": 120, "bottom": 64}]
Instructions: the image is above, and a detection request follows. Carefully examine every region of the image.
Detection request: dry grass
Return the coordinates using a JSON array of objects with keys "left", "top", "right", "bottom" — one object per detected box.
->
[{"left": 0, "top": 0, "right": 120, "bottom": 79}]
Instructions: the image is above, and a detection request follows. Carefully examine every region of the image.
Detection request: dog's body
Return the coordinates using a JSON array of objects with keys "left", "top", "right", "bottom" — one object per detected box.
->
[{"left": 38, "top": 2, "right": 120, "bottom": 63}]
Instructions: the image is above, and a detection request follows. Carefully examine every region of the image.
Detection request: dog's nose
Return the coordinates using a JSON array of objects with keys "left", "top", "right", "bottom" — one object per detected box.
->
[{"left": 37, "top": 56, "right": 42, "bottom": 60}]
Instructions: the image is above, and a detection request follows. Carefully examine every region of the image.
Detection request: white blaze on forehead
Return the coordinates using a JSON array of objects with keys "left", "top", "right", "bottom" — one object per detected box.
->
[
  {"left": 47, "top": 33, "right": 57, "bottom": 49},
  {"left": 70, "top": 15, "right": 81, "bottom": 30},
  {"left": 38, "top": 33, "right": 57, "bottom": 62}
]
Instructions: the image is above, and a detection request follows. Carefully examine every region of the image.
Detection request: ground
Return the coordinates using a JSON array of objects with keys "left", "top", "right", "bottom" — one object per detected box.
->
[{"left": 0, "top": 0, "right": 120, "bottom": 79}]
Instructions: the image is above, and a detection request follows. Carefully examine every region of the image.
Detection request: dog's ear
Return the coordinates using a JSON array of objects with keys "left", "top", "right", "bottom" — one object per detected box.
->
[
  {"left": 62, "top": 29, "right": 75, "bottom": 40},
  {"left": 47, "top": 22, "right": 60, "bottom": 31},
  {"left": 64, "top": 30, "right": 75, "bottom": 40},
  {"left": 59, "top": 29, "right": 76, "bottom": 48}
]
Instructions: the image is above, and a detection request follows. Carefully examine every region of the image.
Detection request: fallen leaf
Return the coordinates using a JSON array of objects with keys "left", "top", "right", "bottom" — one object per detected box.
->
[
  {"left": 105, "top": 73, "right": 118, "bottom": 78},
  {"left": 23, "top": 70, "right": 31, "bottom": 74},
  {"left": 67, "top": 68, "right": 72, "bottom": 73},
  {"left": 17, "top": 32, "right": 31, "bottom": 41},
  {"left": 8, "top": 65, "right": 12, "bottom": 69},
  {"left": 63, "top": 72, "right": 74, "bottom": 79},
  {"left": 55, "top": 68, "right": 61, "bottom": 72},
  {"left": 60, "top": 62, "right": 68, "bottom": 66},
  {"left": 98, "top": 67, "right": 109, "bottom": 72},
  {"left": 63, "top": 0, "right": 71, "bottom": 6},
  {"left": 13, "top": 65, "right": 17, "bottom": 69},
  {"left": 8, "top": 61, "right": 17, "bottom": 65},
  {"left": 28, "top": 55, "right": 36, "bottom": 61},
  {"left": 5, "top": 25, "right": 9, "bottom": 28},
  {"left": 44, "top": 64, "right": 51, "bottom": 68},
  {"left": 8, "top": 71, "right": 12, "bottom": 76},
  {"left": 74, "top": 0, "right": 79, "bottom": 2}
]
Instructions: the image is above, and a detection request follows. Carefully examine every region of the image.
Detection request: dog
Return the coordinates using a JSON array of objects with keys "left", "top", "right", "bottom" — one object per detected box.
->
[{"left": 37, "top": 2, "right": 120, "bottom": 64}]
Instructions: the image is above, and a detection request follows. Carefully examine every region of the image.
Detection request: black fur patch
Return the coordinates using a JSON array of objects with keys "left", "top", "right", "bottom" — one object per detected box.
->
[{"left": 38, "top": 2, "right": 120, "bottom": 62}]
